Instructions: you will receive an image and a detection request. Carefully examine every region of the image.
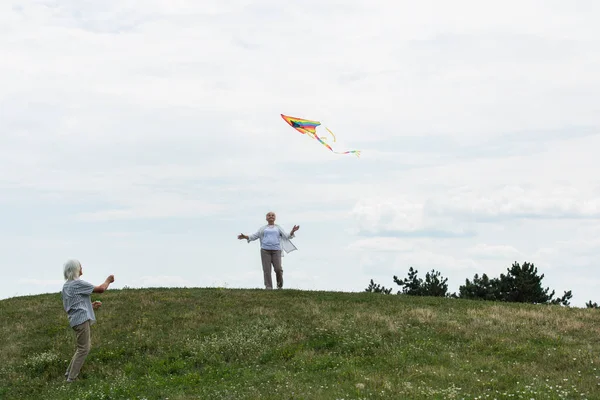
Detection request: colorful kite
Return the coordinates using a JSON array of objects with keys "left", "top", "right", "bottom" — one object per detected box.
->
[{"left": 280, "top": 114, "right": 360, "bottom": 157}]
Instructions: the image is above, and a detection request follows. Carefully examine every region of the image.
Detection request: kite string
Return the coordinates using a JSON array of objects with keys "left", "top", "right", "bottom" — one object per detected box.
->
[{"left": 325, "top": 127, "right": 337, "bottom": 142}]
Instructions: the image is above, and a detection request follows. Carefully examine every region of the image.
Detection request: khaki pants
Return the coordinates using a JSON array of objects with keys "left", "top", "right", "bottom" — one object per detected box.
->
[
  {"left": 261, "top": 249, "right": 283, "bottom": 289},
  {"left": 66, "top": 320, "right": 91, "bottom": 381}
]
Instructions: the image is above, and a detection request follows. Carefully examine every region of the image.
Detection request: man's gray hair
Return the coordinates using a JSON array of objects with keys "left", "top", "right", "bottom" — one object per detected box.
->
[{"left": 63, "top": 259, "right": 82, "bottom": 280}]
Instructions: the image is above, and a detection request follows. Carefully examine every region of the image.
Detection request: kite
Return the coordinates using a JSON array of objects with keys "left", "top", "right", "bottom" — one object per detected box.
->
[{"left": 280, "top": 114, "right": 360, "bottom": 157}]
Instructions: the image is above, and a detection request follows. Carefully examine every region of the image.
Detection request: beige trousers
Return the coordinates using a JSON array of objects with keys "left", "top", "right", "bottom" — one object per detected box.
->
[
  {"left": 66, "top": 320, "right": 91, "bottom": 381},
  {"left": 261, "top": 249, "right": 283, "bottom": 289}
]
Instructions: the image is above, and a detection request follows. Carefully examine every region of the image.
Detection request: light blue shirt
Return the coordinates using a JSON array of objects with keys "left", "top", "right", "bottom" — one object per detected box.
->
[
  {"left": 261, "top": 226, "right": 281, "bottom": 250},
  {"left": 61, "top": 279, "right": 96, "bottom": 328},
  {"left": 246, "top": 224, "right": 297, "bottom": 256}
]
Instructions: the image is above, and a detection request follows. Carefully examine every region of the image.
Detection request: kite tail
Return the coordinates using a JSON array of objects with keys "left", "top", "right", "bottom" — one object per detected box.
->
[
  {"left": 313, "top": 132, "right": 360, "bottom": 157},
  {"left": 312, "top": 133, "right": 334, "bottom": 152},
  {"left": 334, "top": 150, "right": 361, "bottom": 157},
  {"left": 324, "top": 127, "right": 359, "bottom": 157}
]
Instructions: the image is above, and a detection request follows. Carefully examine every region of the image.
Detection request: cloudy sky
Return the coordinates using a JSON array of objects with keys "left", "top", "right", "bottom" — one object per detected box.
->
[{"left": 1, "top": 1, "right": 599, "bottom": 307}]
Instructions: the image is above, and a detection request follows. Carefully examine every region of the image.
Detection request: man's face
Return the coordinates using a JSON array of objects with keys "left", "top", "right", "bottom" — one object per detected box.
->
[{"left": 266, "top": 212, "right": 276, "bottom": 224}]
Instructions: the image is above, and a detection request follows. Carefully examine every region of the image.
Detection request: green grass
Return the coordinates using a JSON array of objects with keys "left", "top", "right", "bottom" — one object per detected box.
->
[{"left": 1, "top": 287, "right": 599, "bottom": 399}]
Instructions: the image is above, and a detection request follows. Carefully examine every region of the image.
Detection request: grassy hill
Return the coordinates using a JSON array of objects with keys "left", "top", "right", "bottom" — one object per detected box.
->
[{"left": 1, "top": 287, "right": 599, "bottom": 400}]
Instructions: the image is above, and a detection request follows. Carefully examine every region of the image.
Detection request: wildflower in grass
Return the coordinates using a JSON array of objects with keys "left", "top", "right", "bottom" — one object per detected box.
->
[{"left": 23, "top": 351, "right": 60, "bottom": 373}]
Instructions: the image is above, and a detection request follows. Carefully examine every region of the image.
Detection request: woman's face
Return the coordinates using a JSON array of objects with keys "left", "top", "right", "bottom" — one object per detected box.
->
[{"left": 266, "top": 212, "right": 276, "bottom": 224}]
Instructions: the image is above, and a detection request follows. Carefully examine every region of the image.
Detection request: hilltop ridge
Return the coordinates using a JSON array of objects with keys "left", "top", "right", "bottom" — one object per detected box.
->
[{"left": 1, "top": 287, "right": 598, "bottom": 399}]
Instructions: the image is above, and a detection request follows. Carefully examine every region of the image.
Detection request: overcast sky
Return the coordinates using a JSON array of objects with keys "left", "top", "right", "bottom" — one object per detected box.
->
[{"left": 1, "top": 1, "right": 599, "bottom": 307}]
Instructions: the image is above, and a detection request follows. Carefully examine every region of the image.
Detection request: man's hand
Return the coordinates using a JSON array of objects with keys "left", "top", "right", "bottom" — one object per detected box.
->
[
  {"left": 238, "top": 233, "right": 248, "bottom": 240},
  {"left": 92, "top": 301, "right": 102, "bottom": 310},
  {"left": 93, "top": 275, "right": 115, "bottom": 294},
  {"left": 291, "top": 225, "right": 300, "bottom": 234}
]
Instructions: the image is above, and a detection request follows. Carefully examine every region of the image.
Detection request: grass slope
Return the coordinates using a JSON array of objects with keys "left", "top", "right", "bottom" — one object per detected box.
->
[{"left": 1, "top": 287, "right": 599, "bottom": 400}]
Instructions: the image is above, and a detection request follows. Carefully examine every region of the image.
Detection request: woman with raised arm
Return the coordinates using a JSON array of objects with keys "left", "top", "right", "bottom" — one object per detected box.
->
[
  {"left": 238, "top": 211, "right": 299, "bottom": 290},
  {"left": 61, "top": 259, "right": 115, "bottom": 382}
]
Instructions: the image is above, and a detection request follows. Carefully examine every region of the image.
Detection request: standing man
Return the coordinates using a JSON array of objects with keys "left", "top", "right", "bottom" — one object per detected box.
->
[
  {"left": 238, "top": 211, "right": 299, "bottom": 289},
  {"left": 61, "top": 259, "right": 115, "bottom": 382}
]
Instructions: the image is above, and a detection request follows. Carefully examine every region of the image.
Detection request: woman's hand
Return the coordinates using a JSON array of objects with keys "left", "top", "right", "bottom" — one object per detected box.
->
[
  {"left": 92, "top": 301, "right": 102, "bottom": 310},
  {"left": 291, "top": 225, "right": 300, "bottom": 234}
]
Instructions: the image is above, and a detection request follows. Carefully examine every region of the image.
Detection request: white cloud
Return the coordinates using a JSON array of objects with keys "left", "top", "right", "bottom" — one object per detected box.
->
[
  {"left": 347, "top": 237, "right": 415, "bottom": 253},
  {"left": 352, "top": 198, "right": 425, "bottom": 233},
  {"left": 533, "top": 237, "right": 600, "bottom": 270},
  {"left": 75, "top": 196, "right": 225, "bottom": 221},
  {"left": 350, "top": 182, "right": 600, "bottom": 238},
  {"left": 392, "top": 251, "right": 478, "bottom": 273},
  {"left": 1, "top": 0, "right": 600, "bottom": 308},
  {"left": 427, "top": 185, "right": 600, "bottom": 221},
  {"left": 350, "top": 197, "right": 477, "bottom": 238},
  {"left": 467, "top": 244, "right": 522, "bottom": 260}
]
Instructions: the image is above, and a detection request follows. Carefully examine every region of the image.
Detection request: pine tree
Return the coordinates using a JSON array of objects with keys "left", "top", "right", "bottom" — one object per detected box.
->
[
  {"left": 423, "top": 269, "right": 449, "bottom": 297},
  {"left": 393, "top": 267, "right": 450, "bottom": 297},
  {"left": 364, "top": 279, "right": 392, "bottom": 294},
  {"left": 497, "top": 261, "right": 567, "bottom": 305},
  {"left": 550, "top": 290, "right": 573, "bottom": 306},
  {"left": 394, "top": 267, "right": 423, "bottom": 296},
  {"left": 586, "top": 300, "right": 599, "bottom": 309},
  {"left": 459, "top": 273, "right": 501, "bottom": 301}
]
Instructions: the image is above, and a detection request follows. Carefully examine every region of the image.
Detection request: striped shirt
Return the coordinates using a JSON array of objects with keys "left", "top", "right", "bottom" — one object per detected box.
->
[{"left": 61, "top": 279, "right": 96, "bottom": 328}]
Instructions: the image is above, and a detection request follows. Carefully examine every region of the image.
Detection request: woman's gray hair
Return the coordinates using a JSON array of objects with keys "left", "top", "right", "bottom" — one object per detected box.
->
[{"left": 63, "top": 259, "right": 82, "bottom": 280}]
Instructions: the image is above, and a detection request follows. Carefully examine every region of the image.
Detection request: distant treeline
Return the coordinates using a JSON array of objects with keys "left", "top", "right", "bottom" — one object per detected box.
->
[{"left": 366, "top": 261, "right": 599, "bottom": 308}]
